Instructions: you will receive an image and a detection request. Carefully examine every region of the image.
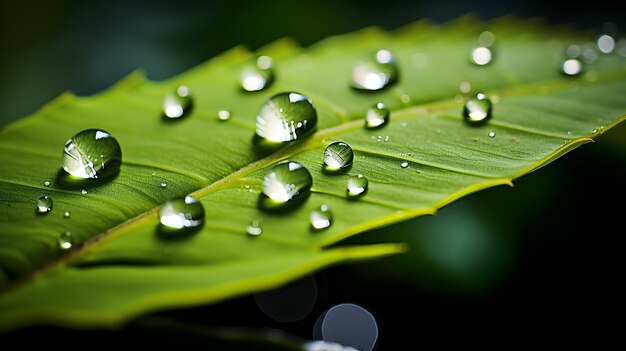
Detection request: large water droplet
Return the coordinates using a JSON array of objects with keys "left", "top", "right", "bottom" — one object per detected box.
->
[
  {"left": 163, "top": 86, "right": 192, "bottom": 119},
  {"left": 463, "top": 93, "right": 492, "bottom": 125},
  {"left": 561, "top": 58, "right": 583, "bottom": 76},
  {"left": 347, "top": 174, "right": 368, "bottom": 198},
  {"left": 62, "top": 129, "right": 122, "bottom": 179},
  {"left": 310, "top": 204, "right": 333, "bottom": 230},
  {"left": 351, "top": 49, "right": 398, "bottom": 91},
  {"left": 36, "top": 195, "right": 53, "bottom": 214},
  {"left": 597, "top": 34, "right": 615, "bottom": 54},
  {"left": 246, "top": 220, "right": 263, "bottom": 236},
  {"left": 255, "top": 92, "right": 317, "bottom": 143},
  {"left": 159, "top": 196, "right": 205, "bottom": 230},
  {"left": 471, "top": 46, "right": 492, "bottom": 66},
  {"left": 261, "top": 161, "right": 312, "bottom": 210},
  {"left": 241, "top": 55, "right": 274, "bottom": 92},
  {"left": 365, "top": 102, "right": 390, "bottom": 129},
  {"left": 58, "top": 231, "right": 73, "bottom": 250},
  {"left": 324, "top": 142, "right": 354, "bottom": 172}
]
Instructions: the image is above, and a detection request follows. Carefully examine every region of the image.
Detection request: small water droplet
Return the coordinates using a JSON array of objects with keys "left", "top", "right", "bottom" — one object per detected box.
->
[
  {"left": 400, "top": 161, "right": 409, "bottom": 168},
  {"left": 217, "top": 110, "right": 231, "bottom": 121},
  {"left": 479, "top": 31, "right": 495, "bottom": 47},
  {"left": 261, "top": 161, "right": 312, "bottom": 210},
  {"left": 62, "top": 129, "right": 122, "bottom": 179},
  {"left": 347, "top": 174, "right": 368, "bottom": 198},
  {"left": 58, "top": 231, "right": 73, "bottom": 250},
  {"left": 351, "top": 49, "right": 398, "bottom": 91},
  {"left": 246, "top": 220, "right": 263, "bottom": 236},
  {"left": 463, "top": 92, "right": 492, "bottom": 125},
  {"left": 597, "top": 34, "right": 615, "bottom": 54},
  {"left": 582, "top": 48, "right": 597, "bottom": 64},
  {"left": 567, "top": 44, "right": 581, "bottom": 58},
  {"left": 567, "top": 130, "right": 573, "bottom": 135},
  {"left": 310, "top": 204, "right": 333, "bottom": 230},
  {"left": 324, "top": 142, "right": 354, "bottom": 172},
  {"left": 36, "top": 195, "right": 53, "bottom": 214},
  {"left": 241, "top": 55, "right": 274, "bottom": 92},
  {"left": 488, "top": 131, "right": 496, "bottom": 138},
  {"left": 401, "top": 94, "right": 410, "bottom": 104},
  {"left": 592, "top": 128, "right": 599, "bottom": 134},
  {"left": 383, "top": 136, "right": 389, "bottom": 142},
  {"left": 471, "top": 46, "right": 492, "bottom": 66},
  {"left": 412, "top": 52, "right": 428, "bottom": 68},
  {"left": 561, "top": 58, "right": 583, "bottom": 76},
  {"left": 161, "top": 182, "right": 167, "bottom": 188},
  {"left": 64, "top": 211, "right": 71, "bottom": 218},
  {"left": 159, "top": 196, "right": 205, "bottom": 229},
  {"left": 365, "top": 102, "right": 390, "bottom": 129},
  {"left": 459, "top": 81, "right": 472, "bottom": 94},
  {"left": 81, "top": 189, "right": 87, "bottom": 195},
  {"left": 44, "top": 181, "right": 51, "bottom": 187},
  {"left": 163, "top": 85, "right": 192, "bottom": 119},
  {"left": 255, "top": 92, "right": 317, "bottom": 143}
]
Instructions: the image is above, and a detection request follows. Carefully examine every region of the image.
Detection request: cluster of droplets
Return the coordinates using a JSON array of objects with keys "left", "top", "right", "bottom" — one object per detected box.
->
[{"left": 46, "top": 24, "right": 620, "bottom": 248}]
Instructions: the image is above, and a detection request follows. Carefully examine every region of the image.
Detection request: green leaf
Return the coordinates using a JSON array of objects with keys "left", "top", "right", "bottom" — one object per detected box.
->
[{"left": 0, "top": 15, "right": 625, "bottom": 330}]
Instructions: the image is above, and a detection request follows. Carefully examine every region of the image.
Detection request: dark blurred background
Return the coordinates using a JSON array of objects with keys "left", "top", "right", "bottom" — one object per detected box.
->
[{"left": 1, "top": 0, "right": 624, "bottom": 349}]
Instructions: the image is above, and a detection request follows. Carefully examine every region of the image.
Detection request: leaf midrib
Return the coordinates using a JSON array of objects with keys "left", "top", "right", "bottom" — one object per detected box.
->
[{"left": 1, "top": 68, "right": 623, "bottom": 295}]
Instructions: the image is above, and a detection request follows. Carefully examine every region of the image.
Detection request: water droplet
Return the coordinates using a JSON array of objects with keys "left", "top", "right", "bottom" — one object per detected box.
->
[
  {"left": 81, "top": 189, "right": 87, "bottom": 195},
  {"left": 246, "top": 220, "right": 262, "bottom": 236},
  {"left": 163, "top": 85, "right": 192, "bottom": 119},
  {"left": 583, "top": 48, "right": 598, "bottom": 64},
  {"left": 567, "top": 44, "right": 581, "bottom": 58},
  {"left": 310, "top": 204, "right": 332, "bottom": 230},
  {"left": 261, "top": 161, "right": 312, "bottom": 210},
  {"left": 365, "top": 102, "right": 389, "bottom": 129},
  {"left": 401, "top": 94, "right": 410, "bottom": 104},
  {"left": 459, "top": 81, "right": 472, "bottom": 94},
  {"left": 36, "top": 195, "right": 53, "bottom": 214},
  {"left": 62, "top": 129, "right": 122, "bottom": 179},
  {"left": 471, "top": 46, "right": 492, "bottom": 66},
  {"left": 217, "top": 109, "right": 231, "bottom": 121},
  {"left": 255, "top": 92, "right": 317, "bottom": 143},
  {"left": 44, "top": 181, "right": 51, "bottom": 187},
  {"left": 347, "top": 174, "right": 368, "bottom": 198},
  {"left": 567, "top": 130, "right": 573, "bottom": 135},
  {"left": 412, "top": 52, "right": 428, "bottom": 68},
  {"left": 400, "top": 161, "right": 409, "bottom": 168},
  {"left": 58, "top": 231, "right": 73, "bottom": 250},
  {"left": 488, "top": 131, "right": 496, "bottom": 138},
  {"left": 561, "top": 58, "right": 583, "bottom": 76},
  {"left": 324, "top": 142, "right": 354, "bottom": 172},
  {"left": 64, "top": 211, "right": 71, "bottom": 218},
  {"left": 159, "top": 196, "right": 205, "bottom": 229},
  {"left": 314, "top": 303, "right": 379, "bottom": 351},
  {"left": 479, "top": 31, "right": 495, "bottom": 47},
  {"left": 383, "top": 136, "right": 389, "bottom": 142},
  {"left": 351, "top": 49, "right": 398, "bottom": 91},
  {"left": 160, "top": 182, "right": 167, "bottom": 188},
  {"left": 241, "top": 55, "right": 274, "bottom": 92},
  {"left": 597, "top": 34, "right": 615, "bottom": 54},
  {"left": 592, "top": 128, "right": 599, "bottom": 134},
  {"left": 463, "top": 92, "right": 492, "bottom": 125}
]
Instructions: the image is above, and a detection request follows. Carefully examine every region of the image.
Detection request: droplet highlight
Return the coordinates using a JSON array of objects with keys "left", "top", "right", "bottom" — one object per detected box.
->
[
  {"left": 261, "top": 161, "right": 313, "bottom": 210},
  {"left": 36, "top": 195, "right": 53, "bottom": 214},
  {"left": 241, "top": 55, "right": 274, "bottom": 92},
  {"left": 163, "top": 85, "right": 192, "bottom": 119},
  {"left": 324, "top": 142, "right": 354, "bottom": 172},
  {"left": 62, "top": 129, "right": 122, "bottom": 179},
  {"left": 351, "top": 49, "right": 398, "bottom": 91},
  {"left": 255, "top": 92, "right": 317, "bottom": 143},
  {"left": 159, "top": 196, "right": 205, "bottom": 229},
  {"left": 310, "top": 204, "right": 333, "bottom": 230},
  {"left": 463, "top": 93, "right": 492, "bottom": 125},
  {"left": 347, "top": 174, "right": 368, "bottom": 198},
  {"left": 365, "top": 102, "right": 390, "bottom": 129}
]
